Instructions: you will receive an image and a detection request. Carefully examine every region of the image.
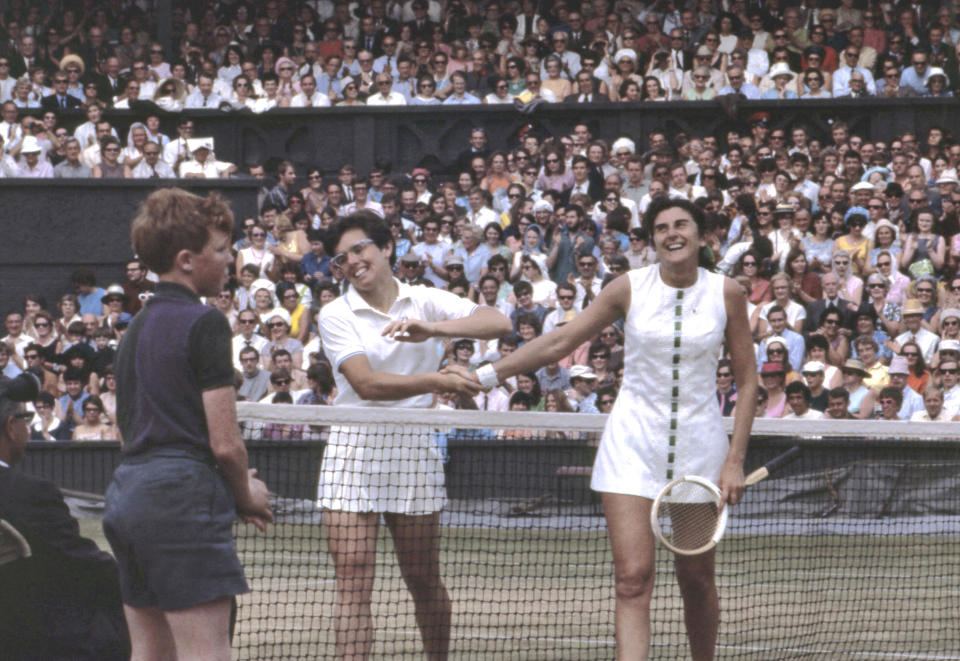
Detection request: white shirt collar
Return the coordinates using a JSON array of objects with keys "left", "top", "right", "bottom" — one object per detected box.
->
[{"left": 344, "top": 277, "right": 412, "bottom": 315}]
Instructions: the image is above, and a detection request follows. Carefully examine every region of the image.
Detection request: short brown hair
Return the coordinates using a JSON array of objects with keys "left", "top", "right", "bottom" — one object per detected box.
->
[{"left": 131, "top": 188, "right": 234, "bottom": 274}]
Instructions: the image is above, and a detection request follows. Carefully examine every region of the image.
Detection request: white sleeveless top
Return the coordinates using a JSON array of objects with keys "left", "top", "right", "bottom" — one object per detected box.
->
[{"left": 591, "top": 265, "right": 730, "bottom": 498}]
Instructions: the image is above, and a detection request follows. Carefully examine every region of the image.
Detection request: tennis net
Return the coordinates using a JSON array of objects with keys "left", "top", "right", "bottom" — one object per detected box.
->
[{"left": 231, "top": 404, "right": 960, "bottom": 660}]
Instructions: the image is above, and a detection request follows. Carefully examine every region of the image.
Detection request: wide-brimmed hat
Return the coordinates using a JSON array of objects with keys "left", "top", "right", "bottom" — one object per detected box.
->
[
  {"left": 926, "top": 67, "right": 948, "bottom": 84},
  {"left": 940, "top": 339, "right": 960, "bottom": 354},
  {"left": 902, "top": 298, "right": 924, "bottom": 315},
  {"left": 841, "top": 358, "right": 870, "bottom": 377},
  {"left": 768, "top": 62, "right": 795, "bottom": 81},
  {"left": 20, "top": 136, "right": 42, "bottom": 154}
]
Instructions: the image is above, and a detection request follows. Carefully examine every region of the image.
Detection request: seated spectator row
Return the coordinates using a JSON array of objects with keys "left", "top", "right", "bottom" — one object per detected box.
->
[{"left": 0, "top": 0, "right": 957, "bottom": 117}]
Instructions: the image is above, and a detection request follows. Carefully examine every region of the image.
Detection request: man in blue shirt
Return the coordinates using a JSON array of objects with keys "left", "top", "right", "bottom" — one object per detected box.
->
[
  {"left": 301, "top": 229, "right": 331, "bottom": 288},
  {"left": 72, "top": 267, "right": 107, "bottom": 316}
]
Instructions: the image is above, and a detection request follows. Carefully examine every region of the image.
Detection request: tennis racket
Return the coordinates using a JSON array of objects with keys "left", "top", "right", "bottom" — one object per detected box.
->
[{"left": 650, "top": 445, "right": 802, "bottom": 556}]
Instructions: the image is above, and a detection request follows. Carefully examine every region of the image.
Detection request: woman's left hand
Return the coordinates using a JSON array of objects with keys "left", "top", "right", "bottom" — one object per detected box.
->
[
  {"left": 382, "top": 318, "right": 434, "bottom": 342},
  {"left": 717, "top": 459, "right": 745, "bottom": 508}
]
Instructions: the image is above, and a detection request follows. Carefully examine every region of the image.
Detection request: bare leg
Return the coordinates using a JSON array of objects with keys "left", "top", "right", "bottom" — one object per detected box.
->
[
  {"left": 164, "top": 596, "right": 234, "bottom": 661},
  {"left": 124, "top": 605, "right": 177, "bottom": 661},
  {"left": 325, "top": 510, "right": 381, "bottom": 661},
  {"left": 384, "top": 512, "right": 451, "bottom": 661},
  {"left": 675, "top": 550, "right": 718, "bottom": 661},
  {"left": 601, "top": 492, "right": 657, "bottom": 661}
]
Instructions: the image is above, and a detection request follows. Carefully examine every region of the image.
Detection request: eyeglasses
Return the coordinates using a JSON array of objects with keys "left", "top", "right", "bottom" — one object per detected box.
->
[
  {"left": 599, "top": 398, "right": 615, "bottom": 405},
  {"left": 940, "top": 368, "right": 960, "bottom": 375},
  {"left": 903, "top": 352, "right": 919, "bottom": 358},
  {"left": 742, "top": 261, "right": 757, "bottom": 267},
  {"left": 917, "top": 287, "right": 934, "bottom": 294},
  {"left": 867, "top": 283, "right": 886, "bottom": 289},
  {"left": 768, "top": 348, "right": 785, "bottom": 354},
  {"left": 238, "top": 318, "right": 257, "bottom": 325},
  {"left": 823, "top": 318, "right": 839, "bottom": 325},
  {"left": 557, "top": 294, "right": 574, "bottom": 301},
  {"left": 591, "top": 353, "right": 609, "bottom": 359},
  {"left": 579, "top": 261, "right": 596, "bottom": 267},
  {"left": 909, "top": 198, "right": 926, "bottom": 204},
  {"left": 944, "top": 319, "right": 960, "bottom": 326},
  {"left": 716, "top": 371, "right": 732, "bottom": 378},
  {"left": 332, "top": 238, "right": 375, "bottom": 268},
  {"left": 272, "top": 379, "right": 291, "bottom": 386},
  {"left": 251, "top": 232, "right": 266, "bottom": 238},
  {"left": 877, "top": 260, "right": 891, "bottom": 267},
  {"left": 266, "top": 321, "right": 287, "bottom": 329}
]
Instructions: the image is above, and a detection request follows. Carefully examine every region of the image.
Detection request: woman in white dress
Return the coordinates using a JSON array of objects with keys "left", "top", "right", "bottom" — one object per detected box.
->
[
  {"left": 318, "top": 210, "right": 511, "bottom": 660},
  {"left": 473, "top": 197, "right": 757, "bottom": 660}
]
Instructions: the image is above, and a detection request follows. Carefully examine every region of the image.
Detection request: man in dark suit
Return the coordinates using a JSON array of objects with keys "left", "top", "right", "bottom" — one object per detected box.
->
[
  {"left": 454, "top": 127, "right": 490, "bottom": 175},
  {"left": 41, "top": 71, "right": 82, "bottom": 112},
  {"left": 667, "top": 29, "right": 694, "bottom": 70},
  {"left": 803, "top": 271, "right": 857, "bottom": 336},
  {"left": 565, "top": 11, "right": 594, "bottom": 55},
  {"left": 405, "top": 0, "right": 437, "bottom": 42},
  {"left": 564, "top": 70, "right": 612, "bottom": 103},
  {"left": 0, "top": 371, "right": 129, "bottom": 660}
]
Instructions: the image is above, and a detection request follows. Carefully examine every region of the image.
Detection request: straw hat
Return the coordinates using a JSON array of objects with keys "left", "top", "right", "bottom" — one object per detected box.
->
[
  {"left": 841, "top": 358, "right": 870, "bottom": 378},
  {"left": 902, "top": 298, "right": 924, "bottom": 315}
]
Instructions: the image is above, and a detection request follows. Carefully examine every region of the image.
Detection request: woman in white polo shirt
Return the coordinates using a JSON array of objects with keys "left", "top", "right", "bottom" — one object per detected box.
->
[{"left": 318, "top": 210, "right": 511, "bottom": 660}]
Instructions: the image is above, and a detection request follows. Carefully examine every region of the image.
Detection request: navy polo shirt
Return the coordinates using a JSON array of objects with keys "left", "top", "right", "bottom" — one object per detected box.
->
[{"left": 115, "top": 282, "right": 235, "bottom": 457}]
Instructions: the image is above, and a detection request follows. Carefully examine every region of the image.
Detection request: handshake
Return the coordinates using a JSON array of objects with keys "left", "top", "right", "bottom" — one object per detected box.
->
[{"left": 437, "top": 364, "right": 483, "bottom": 396}]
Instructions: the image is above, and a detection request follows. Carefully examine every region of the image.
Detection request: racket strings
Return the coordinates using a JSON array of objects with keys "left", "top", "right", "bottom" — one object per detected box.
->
[{"left": 655, "top": 482, "right": 723, "bottom": 553}]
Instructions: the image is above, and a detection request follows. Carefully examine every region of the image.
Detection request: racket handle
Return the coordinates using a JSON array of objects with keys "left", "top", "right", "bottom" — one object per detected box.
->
[{"left": 744, "top": 445, "right": 802, "bottom": 487}]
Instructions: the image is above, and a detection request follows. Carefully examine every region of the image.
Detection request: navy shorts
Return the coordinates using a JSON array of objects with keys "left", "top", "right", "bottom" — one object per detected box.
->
[{"left": 102, "top": 448, "right": 249, "bottom": 611}]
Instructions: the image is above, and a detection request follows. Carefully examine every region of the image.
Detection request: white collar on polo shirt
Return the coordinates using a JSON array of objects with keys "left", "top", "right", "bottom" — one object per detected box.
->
[{"left": 344, "top": 277, "right": 413, "bottom": 315}]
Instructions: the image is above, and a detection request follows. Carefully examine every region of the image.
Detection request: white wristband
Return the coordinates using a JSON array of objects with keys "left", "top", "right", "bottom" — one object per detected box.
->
[{"left": 475, "top": 363, "right": 500, "bottom": 390}]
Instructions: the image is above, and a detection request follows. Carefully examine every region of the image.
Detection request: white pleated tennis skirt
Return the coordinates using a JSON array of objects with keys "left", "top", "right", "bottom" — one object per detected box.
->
[{"left": 318, "top": 423, "right": 446, "bottom": 514}]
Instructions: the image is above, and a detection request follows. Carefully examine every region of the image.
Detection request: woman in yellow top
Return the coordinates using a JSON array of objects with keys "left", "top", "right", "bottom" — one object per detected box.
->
[
  {"left": 269, "top": 213, "right": 310, "bottom": 265},
  {"left": 541, "top": 55, "right": 572, "bottom": 99},
  {"left": 834, "top": 211, "right": 872, "bottom": 276},
  {"left": 276, "top": 281, "right": 310, "bottom": 344}
]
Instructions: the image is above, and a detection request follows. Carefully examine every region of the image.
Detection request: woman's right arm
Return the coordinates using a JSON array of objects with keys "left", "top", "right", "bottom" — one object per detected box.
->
[
  {"left": 900, "top": 234, "right": 916, "bottom": 268},
  {"left": 488, "top": 274, "right": 629, "bottom": 383}
]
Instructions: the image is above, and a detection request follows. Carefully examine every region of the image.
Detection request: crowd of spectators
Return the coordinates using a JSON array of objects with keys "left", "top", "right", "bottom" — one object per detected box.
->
[
  {"left": 9, "top": 109, "right": 960, "bottom": 439},
  {"left": 4, "top": 0, "right": 960, "bottom": 438},
  {"left": 3, "top": 1, "right": 960, "bottom": 177}
]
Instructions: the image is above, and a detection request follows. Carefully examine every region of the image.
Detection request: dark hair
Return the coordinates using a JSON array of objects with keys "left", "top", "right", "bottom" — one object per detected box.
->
[
  {"left": 513, "top": 280, "right": 533, "bottom": 298},
  {"left": 516, "top": 311, "right": 542, "bottom": 336},
  {"left": 641, "top": 197, "right": 714, "bottom": 270},
  {"left": 306, "top": 361, "right": 335, "bottom": 394},
  {"left": 516, "top": 370, "right": 541, "bottom": 402},
  {"left": 508, "top": 390, "right": 533, "bottom": 409},
  {"left": 878, "top": 385, "right": 903, "bottom": 408},
  {"left": 784, "top": 380, "right": 811, "bottom": 401},
  {"left": 827, "top": 386, "right": 850, "bottom": 403},
  {"left": 322, "top": 210, "right": 394, "bottom": 267}
]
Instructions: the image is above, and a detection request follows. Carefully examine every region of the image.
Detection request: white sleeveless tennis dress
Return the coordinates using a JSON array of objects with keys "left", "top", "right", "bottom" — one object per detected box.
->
[{"left": 591, "top": 265, "right": 730, "bottom": 499}]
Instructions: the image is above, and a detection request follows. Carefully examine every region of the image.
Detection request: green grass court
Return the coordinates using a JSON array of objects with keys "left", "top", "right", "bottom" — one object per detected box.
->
[{"left": 80, "top": 520, "right": 960, "bottom": 660}]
